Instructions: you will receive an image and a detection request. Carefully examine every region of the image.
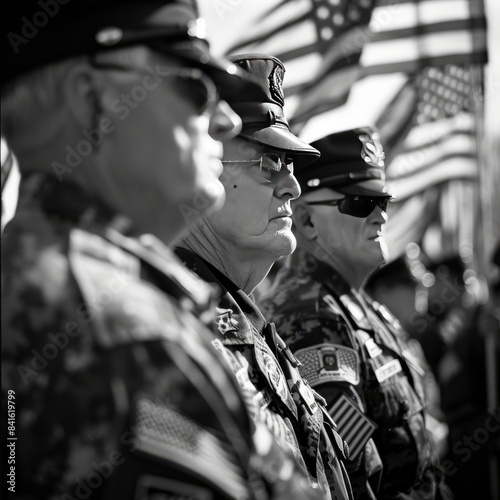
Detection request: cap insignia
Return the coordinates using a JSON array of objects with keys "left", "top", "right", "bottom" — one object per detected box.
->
[
  {"left": 358, "top": 132, "right": 385, "bottom": 167},
  {"left": 269, "top": 64, "right": 285, "bottom": 106}
]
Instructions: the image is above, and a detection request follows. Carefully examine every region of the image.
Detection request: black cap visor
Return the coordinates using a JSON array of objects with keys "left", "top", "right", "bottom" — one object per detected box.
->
[
  {"left": 239, "top": 125, "right": 320, "bottom": 168},
  {"left": 150, "top": 39, "right": 261, "bottom": 102}
]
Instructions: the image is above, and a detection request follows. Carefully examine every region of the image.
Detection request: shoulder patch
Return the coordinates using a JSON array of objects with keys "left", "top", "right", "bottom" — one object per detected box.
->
[
  {"left": 295, "top": 343, "right": 360, "bottom": 387},
  {"left": 68, "top": 229, "right": 192, "bottom": 348},
  {"left": 131, "top": 399, "right": 247, "bottom": 499}
]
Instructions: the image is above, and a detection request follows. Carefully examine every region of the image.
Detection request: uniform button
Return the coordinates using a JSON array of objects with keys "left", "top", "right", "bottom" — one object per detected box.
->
[{"left": 399, "top": 399, "right": 410, "bottom": 416}]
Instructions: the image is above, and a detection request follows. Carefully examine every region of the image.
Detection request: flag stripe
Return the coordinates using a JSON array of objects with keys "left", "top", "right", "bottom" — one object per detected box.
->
[
  {"left": 361, "top": 31, "right": 487, "bottom": 68},
  {"left": 371, "top": 0, "right": 482, "bottom": 33},
  {"left": 387, "top": 158, "right": 477, "bottom": 199},
  {"left": 370, "top": 19, "right": 487, "bottom": 42}
]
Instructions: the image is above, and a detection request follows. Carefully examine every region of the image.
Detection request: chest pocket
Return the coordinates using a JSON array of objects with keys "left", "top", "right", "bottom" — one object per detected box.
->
[
  {"left": 355, "top": 329, "right": 423, "bottom": 424},
  {"left": 355, "top": 330, "right": 433, "bottom": 484}
]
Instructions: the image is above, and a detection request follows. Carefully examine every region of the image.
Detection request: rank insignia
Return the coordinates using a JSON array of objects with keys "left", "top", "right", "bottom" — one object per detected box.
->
[
  {"left": 339, "top": 294, "right": 371, "bottom": 330},
  {"left": 215, "top": 307, "right": 239, "bottom": 335}
]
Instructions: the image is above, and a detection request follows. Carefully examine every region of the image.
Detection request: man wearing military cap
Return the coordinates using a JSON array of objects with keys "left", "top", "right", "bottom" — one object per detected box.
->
[
  {"left": 261, "top": 128, "right": 453, "bottom": 499},
  {"left": 177, "top": 54, "right": 353, "bottom": 500},
  {"left": 1, "top": 2, "right": 318, "bottom": 499}
]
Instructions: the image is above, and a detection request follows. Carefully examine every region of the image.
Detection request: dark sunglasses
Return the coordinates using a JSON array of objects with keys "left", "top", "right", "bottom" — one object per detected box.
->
[
  {"left": 89, "top": 58, "right": 218, "bottom": 116},
  {"left": 306, "top": 195, "right": 389, "bottom": 218}
]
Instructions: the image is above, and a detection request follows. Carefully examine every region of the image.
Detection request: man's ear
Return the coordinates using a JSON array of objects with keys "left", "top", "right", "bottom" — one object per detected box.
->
[
  {"left": 62, "top": 62, "right": 103, "bottom": 130},
  {"left": 293, "top": 202, "right": 317, "bottom": 241}
]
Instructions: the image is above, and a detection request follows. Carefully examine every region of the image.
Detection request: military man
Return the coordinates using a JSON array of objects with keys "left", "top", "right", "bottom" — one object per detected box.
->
[
  {"left": 1, "top": 2, "right": 317, "bottom": 498},
  {"left": 177, "top": 54, "right": 354, "bottom": 500},
  {"left": 262, "top": 128, "right": 452, "bottom": 499}
]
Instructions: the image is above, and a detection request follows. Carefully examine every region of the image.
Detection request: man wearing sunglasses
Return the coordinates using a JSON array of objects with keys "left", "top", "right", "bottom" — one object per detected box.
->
[
  {"left": 262, "top": 128, "right": 452, "bottom": 499},
  {"left": 177, "top": 54, "right": 353, "bottom": 500},
  {"left": 1, "top": 2, "right": 318, "bottom": 499}
]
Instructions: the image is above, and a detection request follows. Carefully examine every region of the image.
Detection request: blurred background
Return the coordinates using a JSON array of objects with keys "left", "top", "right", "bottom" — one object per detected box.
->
[{"left": 1, "top": 0, "right": 499, "bottom": 498}]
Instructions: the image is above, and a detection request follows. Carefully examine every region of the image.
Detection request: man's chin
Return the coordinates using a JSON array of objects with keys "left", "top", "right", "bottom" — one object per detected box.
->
[{"left": 272, "top": 231, "right": 297, "bottom": 257}]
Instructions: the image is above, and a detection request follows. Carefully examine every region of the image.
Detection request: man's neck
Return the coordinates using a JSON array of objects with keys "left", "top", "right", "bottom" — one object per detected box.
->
[
  {"left": 296, "top": 243, "right": 371, "bottom": 292},
  {"left": 177, "top": 231, "right": 274, "bottom": 295}
]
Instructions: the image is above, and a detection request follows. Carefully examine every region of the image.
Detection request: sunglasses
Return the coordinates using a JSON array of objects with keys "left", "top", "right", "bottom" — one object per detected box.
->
[
  {"left": 89, "top": 58, "right": 218, "bottom": 116},
  {"left": 306, "top": 195, "right": 389, "bottom": 218},
  {"left": 222, "top": 153, "right": 293, "bottom": 172}
]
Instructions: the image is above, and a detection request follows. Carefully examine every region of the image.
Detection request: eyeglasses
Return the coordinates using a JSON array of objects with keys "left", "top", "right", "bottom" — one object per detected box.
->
[
  {"left": 89, "top": 58, "right": 219, "bottom": 116},
  {"left": 222, "top": 153, "right": 293, "bottom": 172},
  {"left": 306, "top": 195, "right": 389, "bottom": 218}
]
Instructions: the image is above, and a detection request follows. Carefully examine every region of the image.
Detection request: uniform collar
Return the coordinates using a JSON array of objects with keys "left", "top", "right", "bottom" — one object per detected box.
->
[
  {"left": 176, "top": 247, "right": 268, "bottom": 333},
  {"left": 25, "top": 174, "right": 215, "bottom": 309},
  {"left": 293, "top": 249, "right": 352, "bottom": 297}
]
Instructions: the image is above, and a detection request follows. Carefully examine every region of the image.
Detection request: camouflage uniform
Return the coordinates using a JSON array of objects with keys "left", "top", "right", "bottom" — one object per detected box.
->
[
  {"left": 1, "top": 175, "right": 308, "bottom": 500},
  {"left": 177, "top": 248, "right": 354, "bottom": 500},
  {"left": 263, "top": 251, "right": 450, "bottom": 500}
]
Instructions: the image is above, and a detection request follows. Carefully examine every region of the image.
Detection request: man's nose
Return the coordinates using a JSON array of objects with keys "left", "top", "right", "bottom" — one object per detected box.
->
[
  {"left": 371, "top": 205, "right": 388, "bottom": 224},
  {"left": 275, "top": 171, "right": 301, "bottom": 201},
  {"left": 208, "top": 100, "right": 242, "bottom": 142}
]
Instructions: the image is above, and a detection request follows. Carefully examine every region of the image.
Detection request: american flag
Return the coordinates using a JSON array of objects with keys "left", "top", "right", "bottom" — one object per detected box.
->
[
  {"left": 329, "top": 393, "right": 377, "bottom": 460},
  {"left": 380, "top": 64, "right": 480, "bottom": 200},
  {"left": 292, "top": 0, "right": 487, "bottom": 129},
  {"left": 208, "top": 0, "right": 377, "bottom": 122}
]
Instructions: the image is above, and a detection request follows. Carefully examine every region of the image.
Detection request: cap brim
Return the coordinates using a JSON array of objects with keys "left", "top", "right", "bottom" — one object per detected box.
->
[
  {"left": 150, "top": 40, "right": 260, "bottom": 102},
  {"left": 337, "top": 179, "right": 392, "bottom": 197},
  {"left": 239, "top": 125, "right": 320, "bottom": 167}
]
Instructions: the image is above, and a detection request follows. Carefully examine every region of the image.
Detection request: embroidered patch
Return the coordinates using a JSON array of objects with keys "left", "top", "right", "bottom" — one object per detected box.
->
[
  {"left": 329, "top": 394, "right": 377, "bottom": 460},
  {"left": 374, "top": 359, "right": 402, "bottom": 383},
  {"left": 268, "top": 64, "right": 285, "bottom": 106},
  {"left": 215, "top": 307, "right": 239, "bottom": 335},
  {"left": 295, "top": 344, "right": 360, "bottom": 386}
]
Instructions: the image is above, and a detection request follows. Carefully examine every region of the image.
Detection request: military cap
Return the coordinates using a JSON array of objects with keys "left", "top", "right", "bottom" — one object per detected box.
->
[
  {"left": 295, "top": 127, "right": 392, "bottom": 197},
  {"left": 226, "top": 54, "right": 320, "bottom": 168},
  {"left": 1, "top": 0, "right": 256, "bottom": 100}
]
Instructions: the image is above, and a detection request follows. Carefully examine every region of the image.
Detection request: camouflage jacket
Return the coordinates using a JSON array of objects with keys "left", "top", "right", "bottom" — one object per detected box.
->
[
  {"left": 261, "top": 253, "right": 446, "bottom": 500},
  {"left": 176, "top": 249, "right": 354, "bottom": 500},
  {"left": 1, "top": 175, "right": 306, "bottom": 500}
]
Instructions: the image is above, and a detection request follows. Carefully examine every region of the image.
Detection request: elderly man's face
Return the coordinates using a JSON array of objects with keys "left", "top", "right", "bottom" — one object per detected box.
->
[
  {"left": 310, "top": 188, "right": 388, "bottom": 274},
  {"left": 204, "top": 137, "right": 301, "bottom": 259},
  {"left": 93, "top": 47, "right": 240, "bottom": 231}
]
